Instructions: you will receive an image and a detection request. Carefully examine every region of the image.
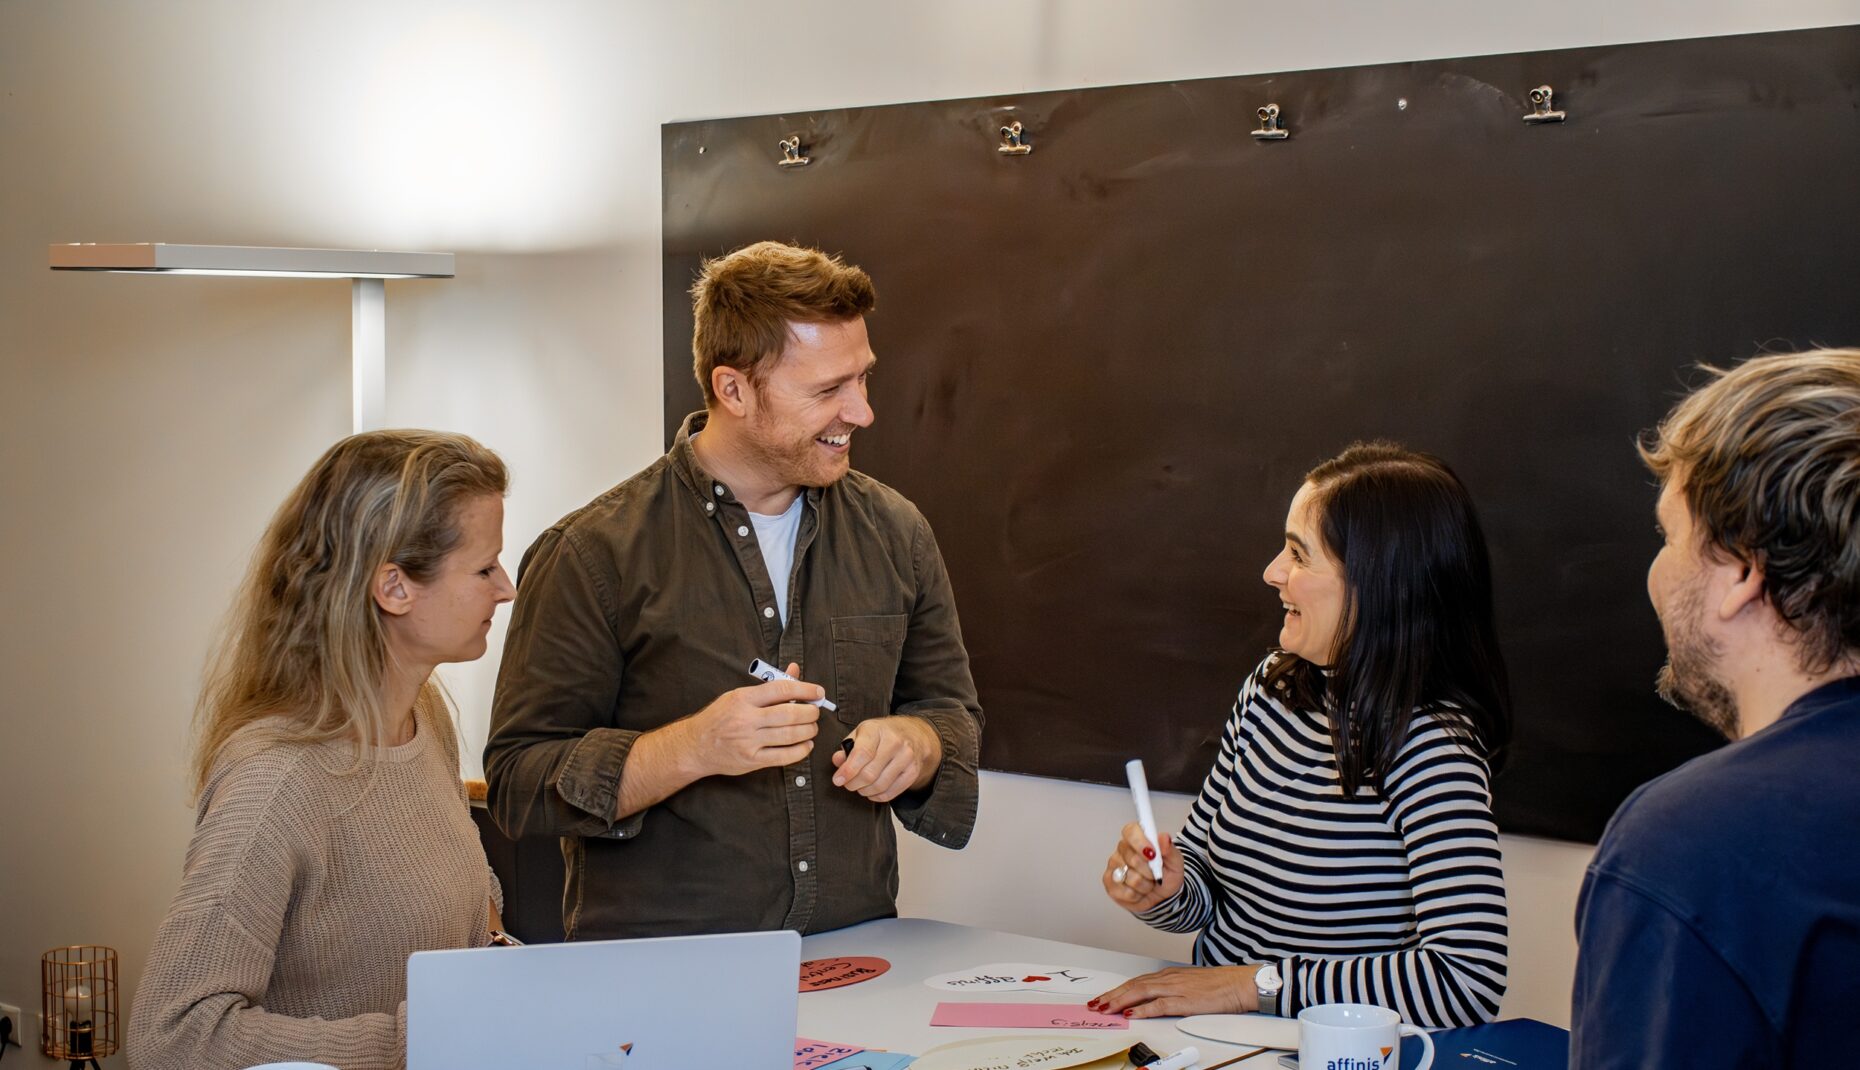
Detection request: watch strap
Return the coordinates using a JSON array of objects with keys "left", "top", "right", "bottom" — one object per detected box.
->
[{"left": 1256, "top": 966, "right": 1283, "bottom": 1016}]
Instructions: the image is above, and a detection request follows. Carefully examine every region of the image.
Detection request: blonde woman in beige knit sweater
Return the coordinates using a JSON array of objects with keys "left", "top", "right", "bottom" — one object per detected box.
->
[{"left": 128, "top": 431, "right": 514, "bottom": 1070}]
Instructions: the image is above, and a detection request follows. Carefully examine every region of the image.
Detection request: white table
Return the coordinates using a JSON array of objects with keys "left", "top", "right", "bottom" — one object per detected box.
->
[{"left": 798, "top": 917, "right": 1277, "bottom": 1066}]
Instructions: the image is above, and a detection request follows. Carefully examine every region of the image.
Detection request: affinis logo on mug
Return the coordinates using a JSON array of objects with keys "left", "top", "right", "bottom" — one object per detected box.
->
[{"left": 1296, "top": 1003, "right": 1434, "bottom": 1070}]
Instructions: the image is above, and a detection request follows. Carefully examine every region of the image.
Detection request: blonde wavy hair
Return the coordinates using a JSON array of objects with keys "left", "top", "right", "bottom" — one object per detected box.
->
[
  {"left": 1640, "top": 347, "right": 1860, "bottom": 675},
  {"left": 192, "top": 429, "right": 509, "bottom": 799}
]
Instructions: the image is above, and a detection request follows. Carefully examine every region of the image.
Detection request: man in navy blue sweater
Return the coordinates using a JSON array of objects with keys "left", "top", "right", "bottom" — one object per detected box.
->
[{"left": 1571, "top": 348, "right": 1860, "bottom": 1067}]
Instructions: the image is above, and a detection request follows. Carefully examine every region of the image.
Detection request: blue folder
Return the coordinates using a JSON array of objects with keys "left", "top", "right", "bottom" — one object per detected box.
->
[
  {"left": 1401, "top": 1017, "right": 1569, "bottom": 1067},
  {"left": 1283, "top": 1017, "right": 1568, "bottom": 1068}
]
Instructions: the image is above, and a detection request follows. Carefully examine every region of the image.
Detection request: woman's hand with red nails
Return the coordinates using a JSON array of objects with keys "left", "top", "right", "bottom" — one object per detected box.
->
[
  {"left": 1088, "top": 964, "right": 1263, "bottom": 1019},
  {"left": 1100, "top": 822, "right": 1184, "bottom": 914}
]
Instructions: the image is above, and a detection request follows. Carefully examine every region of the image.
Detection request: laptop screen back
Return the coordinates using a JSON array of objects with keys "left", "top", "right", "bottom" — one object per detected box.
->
[{"left": 408, "top": 930, "right": 800, "bottom": 1069}]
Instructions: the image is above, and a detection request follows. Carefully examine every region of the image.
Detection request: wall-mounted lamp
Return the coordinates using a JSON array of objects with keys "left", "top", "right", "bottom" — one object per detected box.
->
[{"left": 49, "top": 243, "right": 455, "bottom": 434}]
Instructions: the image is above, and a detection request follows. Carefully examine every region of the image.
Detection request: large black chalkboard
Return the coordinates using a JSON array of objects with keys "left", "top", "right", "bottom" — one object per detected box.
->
[{"left": 662, "top": 26, "right": 1860, "bottom": 843}]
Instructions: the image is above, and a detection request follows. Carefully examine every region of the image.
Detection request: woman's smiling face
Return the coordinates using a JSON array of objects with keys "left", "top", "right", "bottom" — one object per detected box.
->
[{"left": 1261, "top": 481, "right": 1349, "bottom": 667}]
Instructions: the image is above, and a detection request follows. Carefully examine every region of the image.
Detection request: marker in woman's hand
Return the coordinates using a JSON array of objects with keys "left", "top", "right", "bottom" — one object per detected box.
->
[{"left": 1125, "top": 758, "right": 1164, "bottom": 880}]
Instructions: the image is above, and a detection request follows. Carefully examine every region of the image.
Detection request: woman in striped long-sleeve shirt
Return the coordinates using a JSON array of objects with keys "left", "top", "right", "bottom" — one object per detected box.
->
[{"left": 1093, "top": 442, "right": 1512, "bottom": 1028}]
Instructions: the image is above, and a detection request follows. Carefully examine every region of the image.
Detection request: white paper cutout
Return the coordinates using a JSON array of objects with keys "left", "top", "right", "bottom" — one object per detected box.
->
[
  {"left": 1024, "top": 966, "right": 1128, "bottom": 996},
  {"left": 923, "top": 962, "right": 1055, "bottom": 992},
  {"left": 923, "top": 963, "right": 1129, "bottom": 996}
]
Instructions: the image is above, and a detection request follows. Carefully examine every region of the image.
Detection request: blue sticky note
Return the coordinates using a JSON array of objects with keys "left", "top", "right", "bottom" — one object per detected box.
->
[{"left": 813, "top": 1054, "right": 915, "bottom": 1070}]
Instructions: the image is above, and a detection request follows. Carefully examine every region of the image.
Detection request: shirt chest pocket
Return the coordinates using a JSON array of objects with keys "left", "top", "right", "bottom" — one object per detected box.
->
[{"left": 829, "top": 613, "right": 909, "bottom": 725}]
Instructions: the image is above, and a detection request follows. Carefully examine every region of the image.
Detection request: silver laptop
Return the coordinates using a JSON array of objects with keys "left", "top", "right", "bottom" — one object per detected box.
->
[{"left": 407, "top": 930, "right": 800, "bottom": 1070}]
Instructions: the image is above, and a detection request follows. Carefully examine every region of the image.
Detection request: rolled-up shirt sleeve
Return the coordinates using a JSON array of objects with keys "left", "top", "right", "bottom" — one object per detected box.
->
[
  {"left": 887, "top": 512, "right": 984, "bottom": 847},
  {"left": 485, "top": 527, "right": 645, "bottom": 841}
]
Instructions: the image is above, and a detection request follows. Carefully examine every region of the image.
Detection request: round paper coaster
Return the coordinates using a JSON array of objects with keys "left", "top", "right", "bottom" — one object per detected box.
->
[
  {"left": 799, "top": 955, "right": 891, "bottom": 992},
  {"left": 912, "top": 1033, "right": 1132, "bottom": 1070},
  {"left": 1177, "top": 1012, "right": 1300, "bottom": 1051}
]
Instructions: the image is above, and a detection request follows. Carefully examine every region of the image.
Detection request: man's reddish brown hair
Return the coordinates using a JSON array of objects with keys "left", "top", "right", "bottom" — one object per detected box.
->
[{"left": 690, "top": 241, "right": 876, "bottom": 406}]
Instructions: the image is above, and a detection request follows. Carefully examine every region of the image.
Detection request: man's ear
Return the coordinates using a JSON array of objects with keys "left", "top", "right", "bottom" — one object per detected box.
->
[
  {"left": 373, "top": 562, "right": 415, "bottom": 617},
  {"left": 711, "top": 365, "right": 753, "bottom": 418},
  {"left": 1716, "top": 553, "right": 1767, "bottom": 622}
]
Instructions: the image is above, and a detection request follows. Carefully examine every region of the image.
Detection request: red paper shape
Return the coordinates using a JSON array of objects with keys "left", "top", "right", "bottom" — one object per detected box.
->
[
  {"left": 799, "top": 956, "right": 892, "bottom": 992},
  {"left": 1022, "top": 975, "right": 1052, "bottom": 982}
]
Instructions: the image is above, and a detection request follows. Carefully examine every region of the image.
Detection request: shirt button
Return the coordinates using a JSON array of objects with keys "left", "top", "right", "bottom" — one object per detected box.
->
[
  {"left": 737, "top": 525, "right": 749, "bottom": 537},
  {"left": 714, "top": 485, "right": 724, "bottom": 496},
  {"left": 795, "top": 775, "right": 807, "bottom": 787},
  {"left": 797, "top": 860, "right": 810, "bottom": 873},
  {"left": 763, "top": 606, "right": 775, "bottom": 619},
  {"left": 705, "top": 502, "right": 715, "bottom": 513}
]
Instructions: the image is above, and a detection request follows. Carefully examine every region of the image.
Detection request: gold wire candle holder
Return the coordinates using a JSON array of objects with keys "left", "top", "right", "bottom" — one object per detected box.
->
[{"left": 41, "top": 946, "right": 119, "bottom": 1069}]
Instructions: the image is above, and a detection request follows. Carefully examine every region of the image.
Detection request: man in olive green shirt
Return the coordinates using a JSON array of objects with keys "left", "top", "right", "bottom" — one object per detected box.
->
[{"left": 485, "top": 241, "right": 983, "bottom": 939}]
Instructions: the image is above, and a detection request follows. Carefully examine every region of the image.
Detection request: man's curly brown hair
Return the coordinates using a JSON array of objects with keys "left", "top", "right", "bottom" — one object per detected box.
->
[{"left": 1640, "top": 348, "right": 1860, "bottom": 674}]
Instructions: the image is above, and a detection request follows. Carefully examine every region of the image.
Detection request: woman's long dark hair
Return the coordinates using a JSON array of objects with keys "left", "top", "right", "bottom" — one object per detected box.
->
[{"left": 1264, "top": 442, "right": 1512, "bottom": 797}]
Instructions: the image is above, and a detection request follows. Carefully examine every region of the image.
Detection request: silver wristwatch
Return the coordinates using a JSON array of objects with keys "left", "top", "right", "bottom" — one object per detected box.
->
[{"left": 1255, "top": 962, "right": 1283, "bottom": 1016}]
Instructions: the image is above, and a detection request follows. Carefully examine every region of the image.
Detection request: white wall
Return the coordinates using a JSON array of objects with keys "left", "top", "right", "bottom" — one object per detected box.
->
[{"left": 5, "top": 1, "right": 1855, "bottom": 1062}]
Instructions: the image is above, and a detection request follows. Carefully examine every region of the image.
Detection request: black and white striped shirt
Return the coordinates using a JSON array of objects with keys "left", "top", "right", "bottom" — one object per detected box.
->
[{"left": 1140, "top": 654, "right": 1509, "bottom": 1027}]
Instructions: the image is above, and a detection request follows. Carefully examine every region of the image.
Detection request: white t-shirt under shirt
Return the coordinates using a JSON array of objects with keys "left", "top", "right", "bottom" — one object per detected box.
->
[
  {"left": 750, "top": 492, "right": 806, "bottom": 626},
  {"left": 688, "top": 431, "right": 807, "bottom": 628}
]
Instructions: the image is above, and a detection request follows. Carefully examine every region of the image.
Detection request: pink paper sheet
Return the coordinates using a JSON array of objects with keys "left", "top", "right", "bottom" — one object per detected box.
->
[{"left": 929, "top": 1002, "right": 1130, "bottom": 1030}]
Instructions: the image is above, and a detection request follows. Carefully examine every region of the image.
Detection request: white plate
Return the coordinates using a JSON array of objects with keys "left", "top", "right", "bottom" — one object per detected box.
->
[{"left": 1177, "top": 1013, "right": 1300, "bottom": 1051}]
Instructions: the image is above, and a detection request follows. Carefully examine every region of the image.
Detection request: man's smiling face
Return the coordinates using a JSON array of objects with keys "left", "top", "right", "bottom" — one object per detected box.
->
[{"left": 740, "top": 317, "right": 877, "bottom": 490}]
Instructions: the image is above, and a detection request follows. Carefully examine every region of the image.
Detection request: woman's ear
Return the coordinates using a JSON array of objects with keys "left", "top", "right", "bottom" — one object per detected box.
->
[{"left": 373, "top": 562, "right": 415, "bottom": 617}]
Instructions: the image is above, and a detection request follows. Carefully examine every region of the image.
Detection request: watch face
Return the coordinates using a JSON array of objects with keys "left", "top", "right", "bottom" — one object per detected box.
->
[{"left": 1257, "top": 963, "right": 1282, "bottom": 991}]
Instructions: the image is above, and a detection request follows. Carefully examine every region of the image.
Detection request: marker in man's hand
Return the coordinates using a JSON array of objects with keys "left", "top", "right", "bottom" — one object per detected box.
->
[
  {"left": 746, "top": 659, "right": 838, "bottom": 712},
  {"left": 1125, "top": 758, "right": 1165, "bottom": 880}
]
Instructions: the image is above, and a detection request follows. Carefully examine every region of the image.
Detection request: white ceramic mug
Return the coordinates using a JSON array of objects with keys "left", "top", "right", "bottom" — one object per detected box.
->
[{"left": 1296, "top": 1003, "right": 1433, "bottom": 1070}]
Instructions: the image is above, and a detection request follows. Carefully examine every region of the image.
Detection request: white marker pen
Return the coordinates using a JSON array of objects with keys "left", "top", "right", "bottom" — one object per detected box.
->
[
  {"left": 1149, "top": 1046, "right": 1201, "bottom": 1070},
  {"left": 1125, "top": 758, "right": 1165, "bottom": 880},
  {"left": 746, "top": 659, "right": 838, "bottom": 712}
]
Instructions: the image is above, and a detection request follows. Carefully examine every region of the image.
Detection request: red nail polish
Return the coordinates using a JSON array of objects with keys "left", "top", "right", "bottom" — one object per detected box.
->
[
  {"left": 1122, "top": 1009, "right": 1133, "bottom": 1018},
  {"left": 1143, "top": 847, "right": 1156, "bottom": 860}
]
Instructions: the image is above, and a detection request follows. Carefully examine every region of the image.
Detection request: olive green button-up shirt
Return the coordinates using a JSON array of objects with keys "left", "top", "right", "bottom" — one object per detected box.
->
[{"left": 484, "top": 412, "right": 983, "bottom": 939}]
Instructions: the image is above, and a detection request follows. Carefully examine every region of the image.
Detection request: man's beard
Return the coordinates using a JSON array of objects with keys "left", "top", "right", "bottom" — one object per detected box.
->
[
  {"left": 744, "top": 412, "right": 849, "bottom": 490},
  {"left": 1655, "top": 573, "right": 1740, "bottom": 739}
]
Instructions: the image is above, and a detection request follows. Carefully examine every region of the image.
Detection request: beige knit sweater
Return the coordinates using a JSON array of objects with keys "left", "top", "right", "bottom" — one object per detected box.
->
[{"left": 128, "top": 691, "right": 499, "bottom": 1070}]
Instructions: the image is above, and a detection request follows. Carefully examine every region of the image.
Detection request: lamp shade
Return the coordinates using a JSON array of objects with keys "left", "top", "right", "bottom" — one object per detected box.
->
[{"left": 48, "top": 243, "right": 454, "bottom": 279}]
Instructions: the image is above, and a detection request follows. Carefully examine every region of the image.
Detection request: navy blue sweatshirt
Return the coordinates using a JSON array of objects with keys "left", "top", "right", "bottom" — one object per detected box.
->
[{"left": 1571, "top": 676, "right": 1860, "bottom": 1068}]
